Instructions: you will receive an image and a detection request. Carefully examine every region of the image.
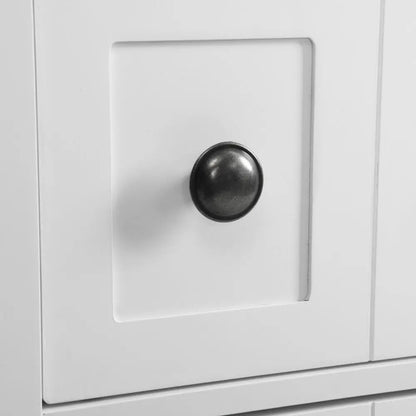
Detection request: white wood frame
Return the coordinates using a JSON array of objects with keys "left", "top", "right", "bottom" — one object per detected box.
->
[
  {"left": 44, "top": 398, "right": 373, "bottom": 416},
  {"left": 42, "top": 358, "right": 416, "bottom": 415},
  {"left": 372, "top": 0, "right": 416, "bottom": 360},
  {"left": 0, "top": 0, "right": 42, "bottom": 415}
]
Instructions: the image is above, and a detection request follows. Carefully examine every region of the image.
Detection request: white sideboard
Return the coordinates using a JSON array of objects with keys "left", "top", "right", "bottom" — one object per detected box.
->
[{"left": 3, "top": 0, "right": 416, "bottom": 415}]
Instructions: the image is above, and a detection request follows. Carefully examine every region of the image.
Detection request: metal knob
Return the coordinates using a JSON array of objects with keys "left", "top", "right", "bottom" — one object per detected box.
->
[{"left": 190, "top": 142, "right": 263, "bottom": 222}]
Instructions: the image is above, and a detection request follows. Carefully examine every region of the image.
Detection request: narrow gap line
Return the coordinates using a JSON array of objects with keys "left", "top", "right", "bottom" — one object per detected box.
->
[
  {"left": 31, "top": 0, "right": 45, "bottom": 404},
  {"left": 370, "top": 0, "right": 386, "bottom": 361}
]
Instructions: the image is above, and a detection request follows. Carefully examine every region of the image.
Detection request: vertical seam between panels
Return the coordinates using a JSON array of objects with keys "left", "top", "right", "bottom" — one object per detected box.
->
[
  {"left": 31, "top": 0, "right": 44, "bottom": 406},
  {"left": 370, "top": 0, "right": 386, "bottom": 361}
]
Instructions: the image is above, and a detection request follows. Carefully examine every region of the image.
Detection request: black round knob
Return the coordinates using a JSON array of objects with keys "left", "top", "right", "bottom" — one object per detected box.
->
[{"left": 190, "top": 142, "right": 263, "bottom": 222}]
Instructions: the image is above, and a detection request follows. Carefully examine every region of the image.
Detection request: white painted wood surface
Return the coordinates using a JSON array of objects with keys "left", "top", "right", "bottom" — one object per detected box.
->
[
  {"left": 375, "top": 394, "right": 416, "bottom": 415},
  {"left": 2, "top": 0, "right": 416, "bottom": 413},
  {"left": 45, "top": 400, "right": 372, "bottom": 416},
  {"left": 35, "top": 0, "right": 380, "bottom": 403},
  {"left": 0, "top": 0, "right": 42, "bottom": 415},
  {"left": 245, "top": 403, "right": 372, "bottom": 416},
  {"left": 373, "top": 0, "right": 416, "bottom": 360},
  {"left": 42, "top": 357, "right": 416, "bottom": 416}
]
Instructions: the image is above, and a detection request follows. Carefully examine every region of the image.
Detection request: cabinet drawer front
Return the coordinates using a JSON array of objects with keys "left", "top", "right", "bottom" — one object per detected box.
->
[
  {"left": 375, "top": 396, "right": 416, "bottom": 415},
  {"left": 244, "top": 403, "right": 372, "bottom": 416},
  {"left": 37, "top": 0, "right": 380, "bottom": 403}
]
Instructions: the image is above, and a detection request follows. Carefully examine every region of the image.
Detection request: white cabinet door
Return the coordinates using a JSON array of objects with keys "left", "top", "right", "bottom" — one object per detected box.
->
[
  {"left": 373, "top": 0, "right": 416, "bottom": 360},
  {"left": 375, "top": 396, "right": 416, "bottom": 415},
  {"left": 36, "top": 0, "right": 380, "bottom": 404}
]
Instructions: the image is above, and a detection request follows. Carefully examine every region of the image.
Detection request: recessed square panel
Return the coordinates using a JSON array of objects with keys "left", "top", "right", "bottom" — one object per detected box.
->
[{"left": 111, "top": 39, "right": 312, "bottom": 321}]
